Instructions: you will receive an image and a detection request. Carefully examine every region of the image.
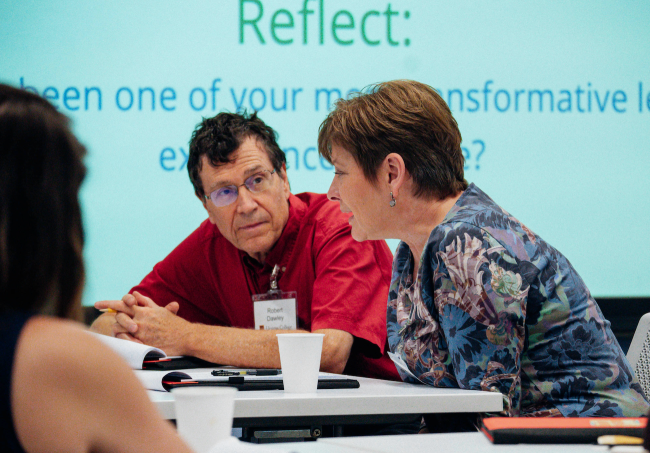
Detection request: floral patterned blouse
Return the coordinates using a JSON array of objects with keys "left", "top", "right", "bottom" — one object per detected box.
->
[{"left": 387, "top": 184, "right": 649, "bottom": 417}]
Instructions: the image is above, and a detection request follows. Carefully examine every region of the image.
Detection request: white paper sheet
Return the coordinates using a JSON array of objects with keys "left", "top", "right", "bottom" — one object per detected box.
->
[
  {"left": 89, "top": 332, "right": 166, "bottom": 369},
  {"left": 388, "top": 351, "right": 426, "bottom": 384}
]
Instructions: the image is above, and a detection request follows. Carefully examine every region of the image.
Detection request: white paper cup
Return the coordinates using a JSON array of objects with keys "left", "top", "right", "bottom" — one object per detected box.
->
[
  {"left": 276, "top": 333, "right": 324, "bottom": 393},
  {"left": 172, "top": 386, "right": 238, "bottom": 453}
]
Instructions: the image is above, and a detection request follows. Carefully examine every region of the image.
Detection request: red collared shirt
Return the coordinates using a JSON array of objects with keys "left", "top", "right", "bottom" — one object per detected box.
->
[{"left": 132, "top": 193, "right": 399, "bottom": 380}]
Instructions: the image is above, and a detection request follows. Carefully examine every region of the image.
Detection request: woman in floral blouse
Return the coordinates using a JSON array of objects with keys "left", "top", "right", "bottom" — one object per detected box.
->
[{"left": 317, "top": 80, "right": 648, "bottom": 426}]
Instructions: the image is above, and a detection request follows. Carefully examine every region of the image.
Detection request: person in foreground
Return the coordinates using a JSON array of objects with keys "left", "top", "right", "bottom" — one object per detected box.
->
[
  {"left": 91, "top": 111, "right": 398, "bottom": 381},
  {"left": 318, "top": 79, "right": 649, "bottom": 422},
  {"left": 0, "top": 85, "right": 193, "bottom": 452}
]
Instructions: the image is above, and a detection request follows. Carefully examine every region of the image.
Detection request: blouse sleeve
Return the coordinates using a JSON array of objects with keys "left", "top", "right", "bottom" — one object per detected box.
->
[{"left": 427, "top": 226, "right": 529, "bottom": 416}]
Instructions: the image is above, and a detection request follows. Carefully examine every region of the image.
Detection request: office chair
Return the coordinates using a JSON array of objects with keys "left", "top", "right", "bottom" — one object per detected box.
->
[{"left": 626, "top": 313, "right": 650, "bottom": 399}]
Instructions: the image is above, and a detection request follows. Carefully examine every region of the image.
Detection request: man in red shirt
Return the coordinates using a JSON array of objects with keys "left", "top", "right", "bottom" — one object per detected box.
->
[{"left": 91, "top": 112, "right": 398, "bottom": 380}]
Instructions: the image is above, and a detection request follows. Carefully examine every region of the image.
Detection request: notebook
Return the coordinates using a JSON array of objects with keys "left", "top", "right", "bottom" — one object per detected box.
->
[
  {"left": 135, "top": 368, "right": 360, "bottom": 392},
  {"left": 480, "top": 417, "right": 647, "bottom": 444},
  {"left": 90, "top": 332, "right": 218, "bottom": 370}
]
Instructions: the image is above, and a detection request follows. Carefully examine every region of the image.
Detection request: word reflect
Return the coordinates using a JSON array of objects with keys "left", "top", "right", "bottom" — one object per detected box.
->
[{"left": 239, "top": 0, "right": 411, "bottom": 46}]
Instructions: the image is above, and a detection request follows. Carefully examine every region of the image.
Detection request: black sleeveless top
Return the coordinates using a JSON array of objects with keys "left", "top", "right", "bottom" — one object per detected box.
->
[{"left": 0, "top": 311, "right": 32, "bottom": 453}]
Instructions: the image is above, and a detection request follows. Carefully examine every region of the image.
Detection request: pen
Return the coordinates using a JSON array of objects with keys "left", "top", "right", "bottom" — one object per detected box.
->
[
  {"left": 211, "top": 370, "right": 241, "bottom": 376},
  {"left": 248, "top": 369, "right": 281, "bottom": 376},
  {"left": 597, "top": 435, "right": 644, "bottom": 445},
  {"left": 99, "top": 308, "right": 117, "bottom": 313},
  {"left": 211, "top": 369, "right": 281, "bottom": 376}
]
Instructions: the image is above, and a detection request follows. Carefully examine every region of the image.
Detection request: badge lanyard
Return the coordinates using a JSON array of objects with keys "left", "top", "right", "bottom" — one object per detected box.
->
[{"left": 252, "top": 264, "right": 298, "bottom": 330}]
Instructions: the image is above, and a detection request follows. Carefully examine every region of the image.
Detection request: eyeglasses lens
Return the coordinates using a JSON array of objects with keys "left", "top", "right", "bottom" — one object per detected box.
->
[
  {"left": 209, "top": 170, "right": 273, "bottom": 208},
  {"left": 211, "top": 186, "right": 237, "bottom": 207},
  {"left": 245, "top": 172, "right": 272, "bottom": 193}
]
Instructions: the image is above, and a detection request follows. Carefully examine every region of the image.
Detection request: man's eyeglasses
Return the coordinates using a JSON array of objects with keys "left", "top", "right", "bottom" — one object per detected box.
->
[{"left": 204, "top": 169, "right": 277, "bottom": 208}]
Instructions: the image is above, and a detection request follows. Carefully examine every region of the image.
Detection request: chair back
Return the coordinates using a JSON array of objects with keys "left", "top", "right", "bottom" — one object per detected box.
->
[{"left": 627, "top": 313, "right": 650, "bottom": 399}]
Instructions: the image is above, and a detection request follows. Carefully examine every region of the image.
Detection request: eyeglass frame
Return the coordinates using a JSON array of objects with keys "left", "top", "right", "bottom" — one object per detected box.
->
[{"left": 203, "top": 168, "right": 277, "bottom": 208}]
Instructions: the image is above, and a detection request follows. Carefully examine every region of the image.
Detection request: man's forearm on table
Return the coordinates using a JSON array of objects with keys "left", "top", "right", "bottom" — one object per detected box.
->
[
  {"left": 91, "top": 312, "right": 354, "bottom": 372},
  {"left": 182, "top": 325, "right": 353, "bottom": 372},
  {"left": 182, "top": 324, "right": 298, "bottom": 368}
]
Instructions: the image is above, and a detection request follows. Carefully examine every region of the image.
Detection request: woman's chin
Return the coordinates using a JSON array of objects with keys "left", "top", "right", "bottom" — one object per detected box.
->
[{"left": 350, "top": 224, "right": 369, "bottom": 242}]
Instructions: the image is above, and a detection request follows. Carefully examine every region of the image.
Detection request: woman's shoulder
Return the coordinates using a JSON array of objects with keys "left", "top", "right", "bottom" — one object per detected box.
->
[
  {"left": 11, "top": 318, "right": 98, "bottom": 451},
  {"left": 13, "top": 317, "right": 122, "bottom": 413},
  {"left": 12, "top": 317, "right": 162, "bottom": 452},
  {"left": 17, "top": 317, "right": 103, "bottom": 366},
  {"left": 14, "top": 317, "right": 138, "bottom": 393}
]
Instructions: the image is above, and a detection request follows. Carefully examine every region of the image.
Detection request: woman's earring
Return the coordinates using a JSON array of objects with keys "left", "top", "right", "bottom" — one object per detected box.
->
[{"left": 389, "top": 192, "right": 396, "bottom": 207}]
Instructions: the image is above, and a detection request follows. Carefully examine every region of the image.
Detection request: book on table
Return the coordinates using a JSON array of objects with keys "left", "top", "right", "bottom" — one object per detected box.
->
[
  {"left": 480, "top": 416, "right": 647, "bottom": 444},
  {"left": 135, "top": 368, "right": 360, "bottom": 392},
  {"left": 90, "top": 332, "right": 218, "bottom": 370}
]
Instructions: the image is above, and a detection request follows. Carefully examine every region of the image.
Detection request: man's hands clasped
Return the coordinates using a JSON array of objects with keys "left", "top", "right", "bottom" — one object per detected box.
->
[{"left": 94, "top": 291, "right": 190, "bottom": 356}]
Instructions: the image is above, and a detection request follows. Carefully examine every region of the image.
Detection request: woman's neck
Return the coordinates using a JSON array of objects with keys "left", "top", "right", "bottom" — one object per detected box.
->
[{"left": 396, "top": 191, "right": 463, "bottom": 275}]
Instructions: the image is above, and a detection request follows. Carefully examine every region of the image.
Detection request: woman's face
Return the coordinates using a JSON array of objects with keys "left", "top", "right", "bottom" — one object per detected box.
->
[{"left": 327, "top": 144, "right": 387, "bottom": 242}]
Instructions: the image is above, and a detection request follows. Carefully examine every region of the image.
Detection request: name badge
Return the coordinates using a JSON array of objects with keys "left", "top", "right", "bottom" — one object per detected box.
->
[{"left": 253, "top": 296, "right": 297, "bottom": 330}]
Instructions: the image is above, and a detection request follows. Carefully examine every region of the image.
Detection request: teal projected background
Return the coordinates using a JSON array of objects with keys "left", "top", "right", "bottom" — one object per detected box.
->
[{"left": 1, "top": 1, "right": 649, "bottom": 303}]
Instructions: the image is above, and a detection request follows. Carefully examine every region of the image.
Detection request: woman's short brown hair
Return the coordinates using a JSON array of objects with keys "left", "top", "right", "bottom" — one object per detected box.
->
[
  {"left": 318, "top": 80, "right": 468, "bottom": 200},
  {"left": 0, "top": 84, "right": 86, "bottom": 320}
]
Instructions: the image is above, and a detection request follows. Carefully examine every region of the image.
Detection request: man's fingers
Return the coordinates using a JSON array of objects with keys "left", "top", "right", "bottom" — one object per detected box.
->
[
  {"left": 115, "top": 312, "right": 138, "bottom": 334},
  {"left": 132, "top": 291, "right": 158, "bottom": 308},
  {"left": 94, "top": 299, "right": 136, "bottom": 317},
  {"left": 115, "top": 332, "right": 143, "bottom": 344},
  {"left": 121, "top": 293, "right": 138, "bottom": 307},
  {"left": 111, "top": 320, "right": 131, "bottom": 337},
  {"left": 164, "top": 302, "right": 180, "bottom": 315}
]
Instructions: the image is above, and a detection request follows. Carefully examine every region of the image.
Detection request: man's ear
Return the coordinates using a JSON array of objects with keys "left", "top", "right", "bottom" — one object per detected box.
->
[
  {"left": 384, "top": 153, "right": 407, "bottom": 198},
  {"left": 279, "top": 163, "right": 291, "bottom": 198},
  {"left": 198, "top": 193, "right": 217, "bottom": 225},
  {"left": 197, "top": 192, "right": 208, "bottom": 209}
]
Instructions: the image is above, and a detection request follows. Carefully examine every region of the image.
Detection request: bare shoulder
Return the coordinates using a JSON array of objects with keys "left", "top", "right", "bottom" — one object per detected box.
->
[
  {"left": 12, "top": 317, "right": 160, "bottom": 453},
  {"left": 19, "top": 316, "right": 96, "bottom": 349},
  {"left": 15, "top": 316, "right": 154, "bottom": 405},
  {"left": 16, "top": 317, "right": 88, "bottom": 376},
  {"left": 11, "top": 317, "right": 96, "bottom": 452},
  {"left": 16, "top": 316, "right": 120, "bottom": 379}
]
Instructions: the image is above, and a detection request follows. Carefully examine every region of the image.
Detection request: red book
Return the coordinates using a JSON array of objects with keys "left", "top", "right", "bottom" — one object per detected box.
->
[{"left": 480, "top": 417, "right": 647, "bottom": 444}]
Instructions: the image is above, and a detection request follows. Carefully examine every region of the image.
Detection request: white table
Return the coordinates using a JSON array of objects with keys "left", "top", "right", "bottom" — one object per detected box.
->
[
  {"left": 268, "top": 433, "right": 609, "bottom": 453},
  {"left": 150, "top": 375, "right": 502, "bottom": 440},
  {"left": 316, "top": 432, "right": 613, "bottom": 453},
  {"left": 150, "top": 375, "right": 502, "bottom": 420},
  {"left": 205, "top": 433, "right": 619, "bottom": 453}
]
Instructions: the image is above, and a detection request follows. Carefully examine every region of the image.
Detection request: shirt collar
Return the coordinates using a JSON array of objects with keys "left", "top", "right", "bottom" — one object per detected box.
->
[{"left": 440, "top": 182, "right": 478, "bottom": 225}]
